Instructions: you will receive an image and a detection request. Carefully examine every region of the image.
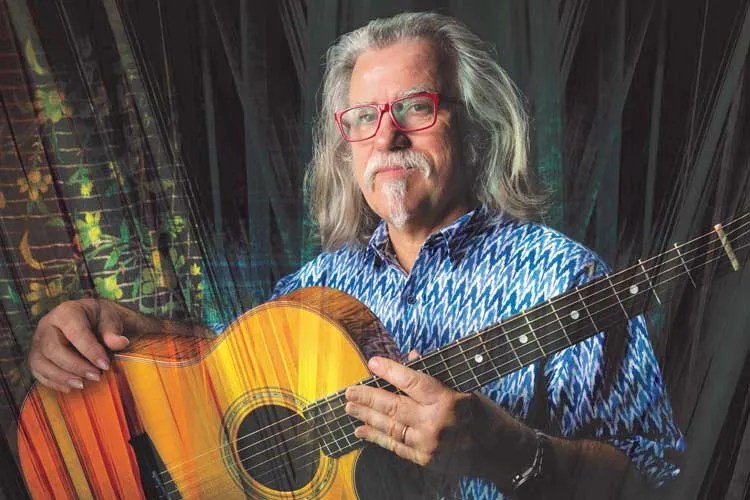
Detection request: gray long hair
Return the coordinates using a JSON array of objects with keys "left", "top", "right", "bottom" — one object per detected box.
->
[{"left": 308, "top": 12, "right": 545, "bottom": 250}]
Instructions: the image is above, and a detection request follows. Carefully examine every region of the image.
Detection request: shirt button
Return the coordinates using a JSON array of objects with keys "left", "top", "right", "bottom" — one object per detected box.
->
[{"left": 406, "top": 295, "right": 417, "bottom": 304}]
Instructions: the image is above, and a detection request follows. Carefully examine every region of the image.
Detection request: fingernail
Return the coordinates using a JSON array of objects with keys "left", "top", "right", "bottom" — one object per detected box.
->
[
  {"left": 67, "top": 379, "right": 84, "bottom": 390},
  {"left": 120, "top": 336, "right": 130, "bottom": 346},
  {"left": 85, "top": 371, "right": 100, "bottom": 382},
  {"left": 96, "top": 358, "right": 110, "bottom": 370},
  {"left": 368, "top": 357, "right": 380, "bottom": 370}
]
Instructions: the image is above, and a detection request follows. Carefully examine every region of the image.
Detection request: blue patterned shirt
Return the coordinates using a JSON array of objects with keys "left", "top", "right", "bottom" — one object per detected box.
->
[{"left": 269, "top": 206, "right": 684, "bottom": 499}]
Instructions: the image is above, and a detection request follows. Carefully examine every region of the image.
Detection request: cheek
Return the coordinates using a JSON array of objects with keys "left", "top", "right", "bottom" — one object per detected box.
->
[{"left": 350, "top": 146, "right": 368, "bottom": 174}]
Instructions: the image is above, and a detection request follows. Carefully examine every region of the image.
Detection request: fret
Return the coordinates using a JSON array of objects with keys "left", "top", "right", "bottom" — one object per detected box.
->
[
  {"left": 673, "top": 243, "right": 697, "bottom": 287},
  {"left": 457, "top": 341, "right": 482, "bottom": 391},
  {"left": 460, "top": 334, "right": 503, "bottom": 387},
  {"left": 575, "top": 287, "right": 599, "bottom": 331},
  {"left": 371, "top": 376, "right": 388, "bottom": 390},
  {"left": 424, "top": 348, "right": 473, "bottom": 391},
  {"left": 502, "top": 317, "right": 540, "bottom": 366},
  {"left": 549, "top": 302, "right": 572, "bottom": 345},
  {"left": 476, "top": 333, "right": 503, "bottom": 381},
  {"left": 638, "top": 258, "right": 662, "bottom": 304},
  {"left": 616, "top": 265, "right": 650, "bottom": 317},
  {"left": 523, "top": 312, "right": 547, "bottom": 357},
  {"left": 324, "top": 399, "right": 344, "bottom": 455},
  {"left": 500, "top": 324, "right": 525, "bottom": 371},
  {"left": 523, "top": 305, "right": 573, "bottom": 358},
  {"left": 407, "top": 357, "right": 428, "bottom": 378},
  {"left": 340, "top": 423, "right": 357, "bottom": 448},
  {"left": 480, "top": 325, "right": 523, "bottom": 378},
  {"left": 604, "top": 274, "right": 629, "bottom": 318},
  {"left": 551, "top": 292, "right": 591, "bottom": 345}
]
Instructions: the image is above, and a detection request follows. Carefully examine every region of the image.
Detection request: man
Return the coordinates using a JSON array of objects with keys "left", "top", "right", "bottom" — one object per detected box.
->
[{"left": 28, "top": 12, "right": 682, "bottom": 499}]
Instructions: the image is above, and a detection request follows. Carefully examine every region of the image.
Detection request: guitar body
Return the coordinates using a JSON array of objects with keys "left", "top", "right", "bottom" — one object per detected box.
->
[{"left": 18, "top": 287, "right": 437, "bottom": 499}]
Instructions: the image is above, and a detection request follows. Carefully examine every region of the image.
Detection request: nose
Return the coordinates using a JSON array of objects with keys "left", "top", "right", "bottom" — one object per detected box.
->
[{"left": 373, "top": 111, "right": 410, "bottom": 151}]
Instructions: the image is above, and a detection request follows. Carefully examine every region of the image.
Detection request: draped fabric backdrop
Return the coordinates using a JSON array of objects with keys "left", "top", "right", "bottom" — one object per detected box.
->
[{"left": 0, "top": 0, "right": 748, "bottom": 498}]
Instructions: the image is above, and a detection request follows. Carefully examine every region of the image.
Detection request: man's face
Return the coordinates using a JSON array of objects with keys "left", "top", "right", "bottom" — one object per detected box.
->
[{"left": 347, "top": 38, "right": 471, "bottom": 232}]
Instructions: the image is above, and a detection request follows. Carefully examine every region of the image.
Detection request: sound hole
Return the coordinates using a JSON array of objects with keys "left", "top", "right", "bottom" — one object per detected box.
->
[{"left": 235, "top": 404, "right": 319, "bottom": 492}]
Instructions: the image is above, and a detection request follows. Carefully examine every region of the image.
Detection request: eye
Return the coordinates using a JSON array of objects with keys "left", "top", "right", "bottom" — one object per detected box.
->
[
  {"left": 355, "top": 108, "right": 377, "bottom": 124},
  {"left": 407, "top": 101, "right": 432, "bottom": 113},
  {"left": 398, "top": 98, "right": 433, "bottom": 116}
]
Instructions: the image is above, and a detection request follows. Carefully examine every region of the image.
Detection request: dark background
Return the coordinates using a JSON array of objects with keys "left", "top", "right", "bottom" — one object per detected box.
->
[{"left": 0, "top": 0, "right": 749, "bottom": 498}]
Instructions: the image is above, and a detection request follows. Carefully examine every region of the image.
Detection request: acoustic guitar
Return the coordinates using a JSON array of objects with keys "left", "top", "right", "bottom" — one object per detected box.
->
[{"left": 17, "top": 216, "right": 749, "bottom": 499}]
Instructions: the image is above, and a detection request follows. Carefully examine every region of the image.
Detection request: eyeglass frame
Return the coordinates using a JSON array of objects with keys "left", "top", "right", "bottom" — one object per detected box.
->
[{"left": 334, "top": 91, "right": 451, "bottom": 142}]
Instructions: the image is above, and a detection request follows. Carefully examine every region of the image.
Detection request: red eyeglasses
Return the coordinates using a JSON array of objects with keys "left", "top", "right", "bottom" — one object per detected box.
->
[{"left": 334, "top": 92, "right": 446, "bottom": 142}]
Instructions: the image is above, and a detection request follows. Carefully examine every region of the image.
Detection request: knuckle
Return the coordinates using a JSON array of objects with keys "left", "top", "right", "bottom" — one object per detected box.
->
[
  {"left": 404, "top": 376, "right": 419, "bottom": 391},
  {"left": 386, "top": 398, "right": 400, "bottom": 418},
  {"left": 387, "top": 419, "right": 398, "bottom": 438},
  {"left": 80, "top": 342, "right": 103, "bottom": 359}
]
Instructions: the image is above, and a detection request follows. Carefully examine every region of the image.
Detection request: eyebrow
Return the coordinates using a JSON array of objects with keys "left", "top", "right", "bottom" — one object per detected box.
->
[
  {"left": 395, "top": 86, "right": 436, "bottom": 98},
  {"left": 351, "top": 86, "right": 437, "bottom": 106}
]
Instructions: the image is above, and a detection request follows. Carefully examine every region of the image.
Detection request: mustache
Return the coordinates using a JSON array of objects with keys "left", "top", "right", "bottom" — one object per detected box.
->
[{"left": 363, "top": 150, "right": 432, "bottom": 190}]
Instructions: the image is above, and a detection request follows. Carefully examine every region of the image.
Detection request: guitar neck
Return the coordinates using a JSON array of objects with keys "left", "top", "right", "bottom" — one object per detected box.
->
[
  {"left": 409, "top": 218, "right": 749, "bottom": 393},
  {"left": 305, "top": 214, "right": 749, "bottom": 458}
]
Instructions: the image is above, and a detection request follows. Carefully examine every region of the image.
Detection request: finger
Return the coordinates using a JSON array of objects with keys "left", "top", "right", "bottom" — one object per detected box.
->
[
  {"left": 345, "top": 385, "right": 419, "bottom": 426},
  {"left": 98, "top": 307, "right": 129, "bottom": 351},
  {"left": 59, "top": 313, "right": 111, "bottom": 371},
  {"left": 354, "top": 424, "right": 422, "bottom": 465},
  {"left": 346, "top": 401, "right": 413, "bottom": 443},
  {"left": 34, "top": 372, "right": 72, "bottom": 394},
  {"left": 33, "top": 323, "right": 102, "bottom": 378},
  {"left": 29, "top": 355, "right": 82, "bottom": 392},
  {"left": 407, "top": 350, "right": 421, "bottom": 361},
  {"left": 368, "top": 356, "right": 444, "bottom": 405}
]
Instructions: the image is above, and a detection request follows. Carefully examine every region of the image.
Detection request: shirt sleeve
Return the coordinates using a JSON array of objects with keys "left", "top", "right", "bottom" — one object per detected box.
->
[{"left": 544, "top": 256, "right": 685, "bottom": 485}]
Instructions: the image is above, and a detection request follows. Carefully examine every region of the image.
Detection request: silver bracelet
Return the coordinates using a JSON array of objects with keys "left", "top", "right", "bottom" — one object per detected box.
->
[{"left": 511, "top": 430, "right": 546, "bottom": 491}]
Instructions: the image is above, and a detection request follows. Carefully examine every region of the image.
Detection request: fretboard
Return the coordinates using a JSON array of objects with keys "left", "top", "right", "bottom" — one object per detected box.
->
[{"left": 304, "top": 214, "right": 750, "bottom": 458}]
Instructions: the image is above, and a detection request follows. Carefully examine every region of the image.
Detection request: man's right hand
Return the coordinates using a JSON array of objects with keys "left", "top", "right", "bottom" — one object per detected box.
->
[{"left": 28, "top": 298, "right": 131, "bottom": 393}]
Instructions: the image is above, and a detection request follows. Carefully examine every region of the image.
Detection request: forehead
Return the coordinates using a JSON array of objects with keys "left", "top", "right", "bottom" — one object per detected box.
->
[{"left": 348, "top": 38, "right": 446, "bottom": 104}]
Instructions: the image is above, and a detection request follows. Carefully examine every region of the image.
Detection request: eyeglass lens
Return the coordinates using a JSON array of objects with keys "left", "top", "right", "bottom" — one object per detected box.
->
[{"left": 340, "top": 95, "right": 436, "bottom": 141}]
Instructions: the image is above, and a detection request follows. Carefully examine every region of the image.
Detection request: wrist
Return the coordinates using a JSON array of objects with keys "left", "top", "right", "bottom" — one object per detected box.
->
[
  {"left": 511, "top": 430, "right": 548, "bottom": 493},
  {"left": 468, "top": 393, "right": 540, "bottom": 492}
]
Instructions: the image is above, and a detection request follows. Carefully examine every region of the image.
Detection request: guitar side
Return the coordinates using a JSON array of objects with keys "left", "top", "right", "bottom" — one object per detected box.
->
[{"left": 18, "top": 287, "right": 391, "bottom": 499}]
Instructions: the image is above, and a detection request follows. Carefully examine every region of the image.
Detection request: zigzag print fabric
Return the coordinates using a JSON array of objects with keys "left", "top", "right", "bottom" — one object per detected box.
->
[{"left": 271, "top": 206, "right": 684, "bottom": 499}]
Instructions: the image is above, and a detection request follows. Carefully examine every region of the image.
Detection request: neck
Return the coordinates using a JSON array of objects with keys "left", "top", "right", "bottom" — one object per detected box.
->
[{"left": 387, "top": 203, "right": 471, "bottom": 273}]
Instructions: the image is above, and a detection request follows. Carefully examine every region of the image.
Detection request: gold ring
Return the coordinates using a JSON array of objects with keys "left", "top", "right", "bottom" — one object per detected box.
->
[{"left": 401, "top": 425, "right": 408, "bottom": 443}]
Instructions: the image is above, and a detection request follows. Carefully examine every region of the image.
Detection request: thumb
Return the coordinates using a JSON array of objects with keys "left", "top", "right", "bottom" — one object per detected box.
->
[{"left": 98, "top": 306, "right": 129, "bottom": 351}]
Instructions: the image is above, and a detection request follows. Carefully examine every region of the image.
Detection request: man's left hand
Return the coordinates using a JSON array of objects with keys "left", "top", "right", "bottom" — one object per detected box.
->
[{"left": 344, "top": 355, "right": 478, "bottom": 475}]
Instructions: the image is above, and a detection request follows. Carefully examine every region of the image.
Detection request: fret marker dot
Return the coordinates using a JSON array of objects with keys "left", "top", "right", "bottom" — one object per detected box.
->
[
  {"left": 629, "top": 285, "right": 639, "bottom": 295},
  {"left": 519, "top": 334, "right": 529, "bottom": 344},
  {"left": 570, "top": 310, "right": 580, "bottom": 320},
  {"left": 474, "top": 354, "right": 484, "bottom": 364}
]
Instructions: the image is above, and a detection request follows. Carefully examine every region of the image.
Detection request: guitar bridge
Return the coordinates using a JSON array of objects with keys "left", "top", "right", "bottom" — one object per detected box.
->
[{"left": 129, "top": 432, "right": 178, "bottom": 499}]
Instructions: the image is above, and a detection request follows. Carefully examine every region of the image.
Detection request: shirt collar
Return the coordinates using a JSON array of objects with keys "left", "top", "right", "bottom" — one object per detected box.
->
[{"left": 367, "top": 205, "right": 498, "bottom": 266}]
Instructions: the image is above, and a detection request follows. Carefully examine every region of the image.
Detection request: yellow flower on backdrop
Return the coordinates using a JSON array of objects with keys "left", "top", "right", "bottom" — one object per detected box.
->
[
  {"left": 74, "top": 212, "right": 103, "bottom": 249},
  {"left": 94, "top": 275, "right": 123, "bottom": 300},
  {"left": 26, "top": 279, "right": 63, "bottom": 316}
]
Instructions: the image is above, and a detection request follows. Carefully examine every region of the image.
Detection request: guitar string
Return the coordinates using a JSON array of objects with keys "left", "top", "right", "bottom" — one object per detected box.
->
[
  {"left": 157, "top": 217, "right": 749, "bottom": 493},
  {"left": 159, "top": 218, "right": 750, "bottom": 496},
  {"left": 158, "top": 213, "right": 748, "bottom": 481},
  {"left": 164, "top": 234, "right": 750, "bottom": 497},
  {"left": 158, "top": 216, "right": 750, "bottom": 492},
  {"left": 168, "top": 236, "right": 750, "bottom": 499},
  {"left": 232, "top": 239, "right": 750, "bottom": 495}
]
